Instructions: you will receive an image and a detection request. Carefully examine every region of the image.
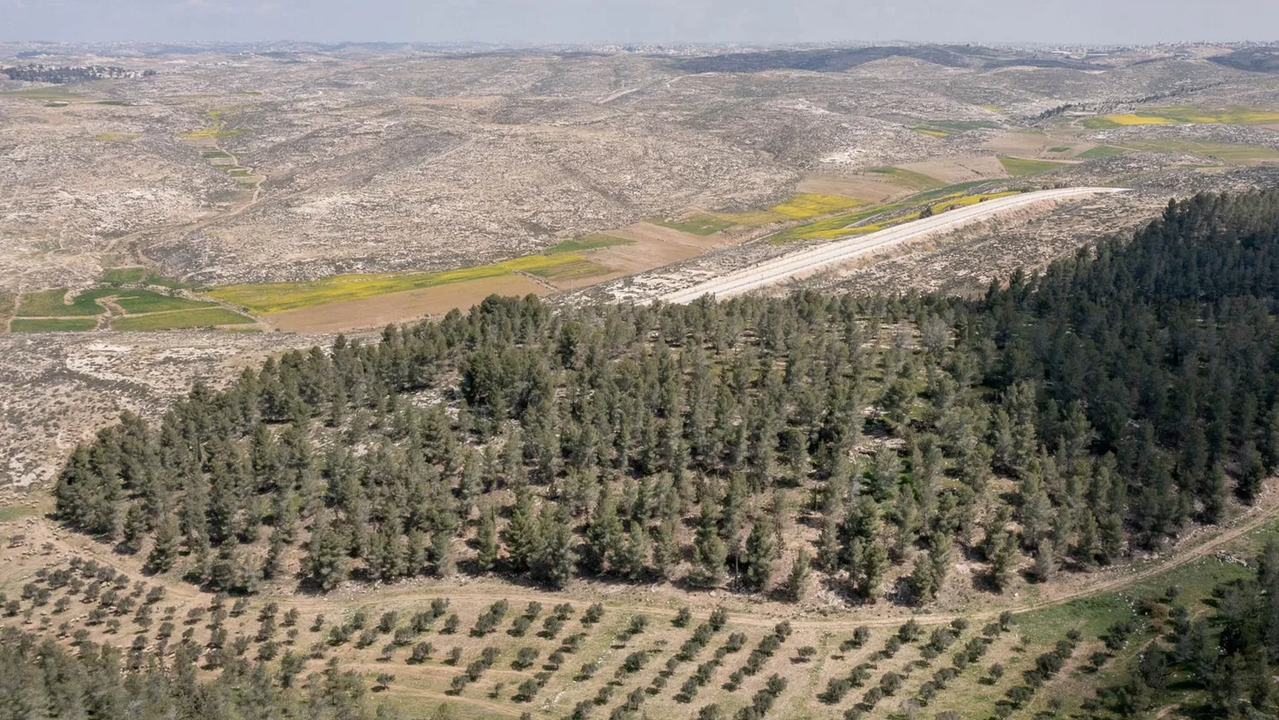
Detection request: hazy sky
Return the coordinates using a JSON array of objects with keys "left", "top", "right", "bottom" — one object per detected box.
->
[{"left": 4, "top": 0, "right": 1278, "bottom": 45}]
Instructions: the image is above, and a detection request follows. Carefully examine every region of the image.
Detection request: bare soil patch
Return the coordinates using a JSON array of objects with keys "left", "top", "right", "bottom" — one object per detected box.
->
[
  {"left": 795, "top": 174, "right": 908, "bottom": 202},
  {"left": 899, "top": 155, "right": 1009, "bottom": 183},
  {"left": 265, "top": 274, "right": 551, "bottom": 333},
  {"left": 983, "top": 131, "right": 1069, "bottom": 157}
]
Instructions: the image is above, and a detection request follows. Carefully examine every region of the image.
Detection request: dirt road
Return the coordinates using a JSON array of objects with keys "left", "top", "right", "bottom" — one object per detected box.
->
[{"left": 659, "top": 187, "right": 1129, "bottom": 304}]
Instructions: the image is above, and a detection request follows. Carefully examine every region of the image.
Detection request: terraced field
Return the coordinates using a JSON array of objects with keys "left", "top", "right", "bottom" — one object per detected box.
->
[{"left": 9, "top": 284, "right": 254, "bottom": 333}]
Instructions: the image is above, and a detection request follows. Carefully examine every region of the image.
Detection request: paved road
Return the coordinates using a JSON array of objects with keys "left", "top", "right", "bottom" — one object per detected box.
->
[{"left": 660, "top": 187, "right": 1129, "bottom": 304}]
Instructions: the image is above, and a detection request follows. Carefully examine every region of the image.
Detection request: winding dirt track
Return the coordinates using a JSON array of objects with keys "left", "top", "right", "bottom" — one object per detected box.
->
[{"left": 660, "top": 187, "right": 1129, "bottom": 304}]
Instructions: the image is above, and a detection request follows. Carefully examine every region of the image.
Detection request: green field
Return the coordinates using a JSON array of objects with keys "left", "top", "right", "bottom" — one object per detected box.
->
[
  {"left": 100, "top": 267, "right": 149, "bottom": 284},
  {"left": 867, "top": 166, "right": 946, "bottom": 191},
  {"left": 110, "top": 308, "right": 255, "bottom": 331},
  {"left": 1079, "top": 145, "right": 1128, "bottom": 159},
  {"left": 646, "top": 214, "right": 737, "bottom": 235},
  {"left": 15, "top": 288, "right": 109, "bottom": 317},
  {"left": 998, "top": 155, "right": 1067, "bottom": 176},
  {"left": 0, "top": 87, "right": 98, "bottom": 102},
  {"left": 1048, "top": 146, "right": 1072, "bottom": 153},
  {"left": 1082, "top": 105, "right": 1279, "bottom": 129},
  {"left": 545, "top": 234, "right": 634, "bottom": 254},
  {"left": 111, "top": 289, "right": 217, "bottom": 314},
  {"left": 210, "top": 253, "right": 609, "bottom": 313},
  {"left": 914, "top": 120, "right": 1000, "bottom": 138},
  {"left": 913, "top": 127, "right": 950, "bottom": 138},
  {"left": 10, "top": 317, "right": 98, "bottom": 332}
]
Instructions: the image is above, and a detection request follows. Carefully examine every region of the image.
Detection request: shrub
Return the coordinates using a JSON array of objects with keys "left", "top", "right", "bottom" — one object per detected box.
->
[
  {"left": 409, "top": 641, "right": 433, "bottom": 664},
  {"left": 674, "top": 607, "right": 693, "bottom": 627},
  {"left": 513, "top": 646, "right": 539, "bottom": 669},
  {"left": 510, "top": 616, "right": 532, "bottom": 636},
  {"left": 378, "top": 611, "right": 398, "bottom": 633}
]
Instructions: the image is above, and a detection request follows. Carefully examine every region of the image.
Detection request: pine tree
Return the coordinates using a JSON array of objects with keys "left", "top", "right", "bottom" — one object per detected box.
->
[
  {"left": 583, "top": 490, "right": 622, "bottom": 575},
  {"left": 618, "top": 522, "right": 648, "bottom": 581},
  {"left": 303, "top": 512, "right": 347, "bottom": 592},
  {"left": 1201, "top": 463, "right": 1228, "bottom": 523},
  {"left": 476, "top": 505, "right": 499, "bottom": 571},
  {"left": 743, "top": 520, "right": 776, "bottom": 592},
  {"left": 431, "top": 531, "right": 454, "bottom": 577},
  {"left": 262, "top": 526, "right": 286, "bottom": 580},
  {"left": 146, "top": 514, "right": 180, "bottom": 574},
  {"left": 860, "top": 541, "right": 888, "bottom": 600},
  {"left": 690, "top": 502, "right": 727, "bottom": 587},
  {"left": 987, "top": 532, "right": 1017, "bottom": 592},
  {"left": 120, "top": 503, "right": 148, "bottom": 555},
  {"left": 910, "top": 553, "right": 935, "bottom": 603},
  {"left": 817, "top": 512, "right": 841, "bottom": 571},
  {"left": 928, "top": 532, "right": 952, "bottom": 591},
  {"left": 653, "top": 514, "right": 679, "bottom": 580},
  {"left": 505, "top": 488, "right": 541, "bottom": 573},
  {"left": 1238, "top": 441, "right": 1264, "bottom": 504},
  {"left": 783, "top": 547, "right": 811, "bottom": 602},
  {"left": 1032, "top": 540, "right": 1055, "bottom": 583},
  {"left": 532, "top": 505, "right": 575, "bottom": 589},
  {"left": 1076, "top": 513, "right": 1098, "bottom": 568}
]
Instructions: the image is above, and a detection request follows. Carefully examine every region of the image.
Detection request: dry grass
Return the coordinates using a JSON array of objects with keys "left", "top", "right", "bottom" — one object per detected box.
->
[
  {"left": 109, "top": 308, "right": 254, "bottom": 330},
  {"left": 211, "top": 254, "right": 607, "bottom": 313}
]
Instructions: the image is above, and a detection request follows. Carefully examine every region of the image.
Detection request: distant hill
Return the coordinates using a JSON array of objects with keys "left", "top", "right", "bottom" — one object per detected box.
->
[
  {"left": 674, "top": 44, "right": 1099, "bottom": 74},
  {"left": 1209, "top": 47, "right": 1279, "bottom": 73}
]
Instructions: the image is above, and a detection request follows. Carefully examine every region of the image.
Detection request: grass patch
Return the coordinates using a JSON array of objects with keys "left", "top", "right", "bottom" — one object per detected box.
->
[
  {"left": 545, "top": 234, "right": 633, "bottom": 254},
  {"left": 906, "top": 179, "right": 998, "bottom": 202},
  {"left": 92, "top": 133, "right": 139, "bottom": 142},
  {"left": 769, "top": 193, "right": 866, "bottom": 219},
  {"left": 1124, "top": 139, "right": 1279, "bottom": 162},
  {"left": 771, "top": 203, "right": 908, "bottom": 243},
  {"left": 645, "top": 214, "right": 736, "bottom": 235},
  {"left": 180, "top": 108, "right": 248, "bottom": 140},
  {"left": 101, "top": 267, "right": 149, "bottom": 284},
  {"left": 1048, "top": 146, "right": 1072, "bottom": 153},
  {"left": 11, "top": 317, "right": 97, "bottom": 332},
  {"left": 868, "top": 166, "right": 945, "bottom": 191},
  {"left": 0, "top": 292, "right": 15, "bottom": 326},
  {"left": 998, "top": 155, "right": 1067, "bottom": 176},
  {"left": 211, "top": 254, "right": 606, "bottom": 313},
  {"left": 111, "top": 308, "right": 254, "bottom": 331},
  {"left": 0, "top": 505, "right": 36, "bottom": 523},
  {"left": 0, "top": 87, "right": 97, "bottom": 102},
  {"left": 96, "top": 100, "right": 130, "bottom": 107},
  {"left": 918, "top": 120, "right": 1000, "bottom": 133},
  {"left": 16, "top": 288, "right": 109, "bottom": 317},
  {"left": 111, "top": 289, "right": 216, "bottom": 314},
  {"left": 523, "top": 258, "right": 611, "bottom": 280},
  {"left": 202, "top": 150, "right": 232, "bottom": 159},
  {"left": 770, "top": 189, "right": 1018, "bottom": 243},
  {"left": 1083, "top": 105, "right": 1279, "bottom": 129},
  {"left": 1079, "top": 145, "right": 1128, "bottom": 159},
  {"left": 913, "top": 127, "right": 949, "bottom": 138},
  {"left": 718, "top": 193, "right": 869, "bottom": 228}
]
